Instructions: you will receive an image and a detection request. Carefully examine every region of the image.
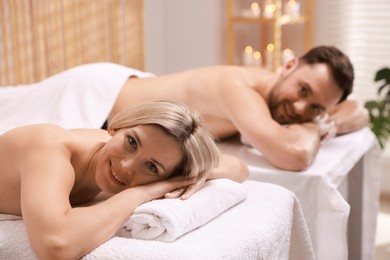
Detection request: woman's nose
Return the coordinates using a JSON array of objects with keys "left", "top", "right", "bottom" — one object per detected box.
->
[{"left": 120, "top": 157, "right": 135, "bottom": 175}]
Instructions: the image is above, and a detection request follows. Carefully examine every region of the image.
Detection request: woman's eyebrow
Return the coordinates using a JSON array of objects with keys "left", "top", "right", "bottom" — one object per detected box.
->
[{"left": 131, "top": 129, "right": 142, "bottom": 147}]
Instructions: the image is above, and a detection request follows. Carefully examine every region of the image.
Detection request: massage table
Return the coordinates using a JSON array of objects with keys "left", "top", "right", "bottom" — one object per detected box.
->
[
  {"left": 219, "top": 127, "right": 381, "bottom": 260},
  {"left": 0, "top": 181, "right": 314, "bottom": 259}
]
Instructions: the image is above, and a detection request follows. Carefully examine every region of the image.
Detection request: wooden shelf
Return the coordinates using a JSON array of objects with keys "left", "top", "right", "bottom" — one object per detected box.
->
[{"left": 226, "top": 0, "right": 313, "bottom": 70}]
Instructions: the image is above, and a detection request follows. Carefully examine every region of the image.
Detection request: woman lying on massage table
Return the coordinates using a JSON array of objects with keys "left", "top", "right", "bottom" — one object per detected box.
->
[{"left": 0, "top": 100, "right": 248, "bottom": 260}]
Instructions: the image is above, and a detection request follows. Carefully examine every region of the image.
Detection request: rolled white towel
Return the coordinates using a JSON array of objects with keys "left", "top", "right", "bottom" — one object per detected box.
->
[{"left": 119, "top": 178, "right": 247, "bottom": 242}]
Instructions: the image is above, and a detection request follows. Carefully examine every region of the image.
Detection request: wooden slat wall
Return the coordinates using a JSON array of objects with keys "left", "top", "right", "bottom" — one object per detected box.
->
[{"left": 0, "top": 0, "right": 144, "bottom": 86}]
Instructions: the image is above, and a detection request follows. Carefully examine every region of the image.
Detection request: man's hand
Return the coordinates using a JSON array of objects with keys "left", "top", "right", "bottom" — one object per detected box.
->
[{"left": 314, "top": 113, "right": 337, "bottom": 141}]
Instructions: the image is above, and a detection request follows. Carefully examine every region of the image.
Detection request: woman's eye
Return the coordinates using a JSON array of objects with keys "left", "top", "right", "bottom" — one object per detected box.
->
[
  {"left": 147, "top": 162, "right": 158, "bottom": 174},
  {"left": 128, "top": 136, "right": 137, "bottom": 150}
]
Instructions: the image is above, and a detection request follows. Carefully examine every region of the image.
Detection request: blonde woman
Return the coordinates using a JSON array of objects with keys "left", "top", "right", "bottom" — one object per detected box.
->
[{"left": 0, "top": 100, "right": 248, "bottom": 260}]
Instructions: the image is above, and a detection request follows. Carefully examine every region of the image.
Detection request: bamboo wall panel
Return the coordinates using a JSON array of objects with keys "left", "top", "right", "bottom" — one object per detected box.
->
[{"left": 0, "top": 0, "right": 144, "bottom": 86}]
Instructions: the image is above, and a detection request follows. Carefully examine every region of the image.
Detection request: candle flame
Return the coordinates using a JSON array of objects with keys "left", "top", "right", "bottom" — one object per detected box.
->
[
  {"left": 283, "top": 48, "right": 292, "bottom": 55},
  {"left": 253, "top": 51, "right": 261, "bottom": 60},
  {"left": 288, "top": 0, "right": 296, "bottom": 7},
  {"left": 251, "top": 2, "right": 259, "bottom": 11},
  {"left": 245, "top": 46, "right": 253, "bottom": 54},
  {"left": 267, "top": 43, "right": 274, "bottom": 52},
  {"left": 265, "top": 4, "right": 276, "bottom": 13}
]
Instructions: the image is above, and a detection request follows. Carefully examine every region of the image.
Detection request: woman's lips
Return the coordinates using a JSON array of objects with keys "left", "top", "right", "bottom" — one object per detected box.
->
[{"left": 110, "top": 162, "right": 126, "bottom": 186}]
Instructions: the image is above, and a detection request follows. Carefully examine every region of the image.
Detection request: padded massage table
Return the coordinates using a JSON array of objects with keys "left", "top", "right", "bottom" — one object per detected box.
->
[
  {"left": 0, "top": 181, "right": 314, "bottom": 260},
  {"left": 218, "top": 127, "right": 381, "bottom": 260}
]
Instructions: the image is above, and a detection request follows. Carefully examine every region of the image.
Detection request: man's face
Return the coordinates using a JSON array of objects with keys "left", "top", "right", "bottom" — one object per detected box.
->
[{"left": 268, "top": 60, "right": 343, "bottom": 124}]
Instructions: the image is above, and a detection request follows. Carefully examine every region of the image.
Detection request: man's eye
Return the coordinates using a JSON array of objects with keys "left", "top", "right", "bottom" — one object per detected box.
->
[
  {"left": 300, "top": 86, "right": 308, "bottom": 97},
  {"left": 128, "top": 136, "right": 137, "bottom": 150},
  {"left": 311, "top": 105, "right": 323, "bottom": 116},
  {"left": 147, "top": 162, "right": 158, "bottom": 174}
]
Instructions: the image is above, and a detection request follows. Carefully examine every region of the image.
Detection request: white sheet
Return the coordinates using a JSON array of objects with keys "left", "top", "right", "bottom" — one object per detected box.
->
[
  {"left": 0, "top": 181, "right": 315, "bottom": 260},
  {"left": 0, "top": 63, "right": 154, "bottom": 134},
  {"left": 218, "top": 127, "right": 381, "bottom": 260}
]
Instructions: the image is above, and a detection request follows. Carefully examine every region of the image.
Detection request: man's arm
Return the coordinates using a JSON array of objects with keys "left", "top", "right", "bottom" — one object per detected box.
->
[
  {"left": 218, "top": 80, "right": 322, "bottom": 171},
  {"left": 328, "top": 99, "right": 370, "bottom": 135}
]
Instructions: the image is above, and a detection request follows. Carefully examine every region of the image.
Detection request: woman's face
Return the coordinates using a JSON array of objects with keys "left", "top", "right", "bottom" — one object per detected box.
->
[{"left": 95, "top": 124, "right": 183, "bottom": 194}]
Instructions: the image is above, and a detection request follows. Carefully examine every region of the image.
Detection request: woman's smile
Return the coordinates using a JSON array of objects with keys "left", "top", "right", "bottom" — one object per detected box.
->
[{"left": 109, "top": 161, "right": 126, "bottom": 186}]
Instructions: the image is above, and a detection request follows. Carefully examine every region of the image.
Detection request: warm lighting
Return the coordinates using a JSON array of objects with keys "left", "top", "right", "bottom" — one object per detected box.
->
[
  {"left": 245, "top": 45, "right": 253, "bottom": 54},
  {"left": 251, "top": 2, "right": 259, "bottom": 11},
  {"left": 242, "top": 2, "right": 261, "bottom": 18},
  {"left": 265, "top": 43, "right": 274, "bottom": 70},
  {"left": 253, "top": 51, "right": 262, "bottom": 66},
  {"left": 267, "top": 43, "right": 275, "bottom": 52},
  {"left": 264, "top": 1, "right": 276, "bottom": 19},
  {"left": 282, "top": 48, "right": 295, "bottom": 64},
  {"left": 242, "top": 46, "right": 254, "bottom": 66},
  {"left": 284, "top": 0, "right": 300, "bottom": 16}
]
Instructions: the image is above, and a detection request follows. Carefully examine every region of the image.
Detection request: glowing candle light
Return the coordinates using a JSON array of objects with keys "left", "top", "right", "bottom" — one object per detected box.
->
[
  {"left": 283, "top": 0, "right": 300, "bottom": 16},
  {"left": 242, "top": 2, "right": 261, "bottom": 18},
  {"left": 242, "top": 45, "right": 254, "bottom": 66},
  {"left": 263, "top": 0, "right": 276, "bottom": 19},
  {"left": 250, "top": 2, "right": 261, "bottom": 17},
  {"left": 265, "top": 43, "right": 274, "bottom": 69},
  {"left": 253, "top": 51, "right": 262, "bottom": 66},
  {"left": 282, "top": 48, "right": 295, "bottom": 64}
]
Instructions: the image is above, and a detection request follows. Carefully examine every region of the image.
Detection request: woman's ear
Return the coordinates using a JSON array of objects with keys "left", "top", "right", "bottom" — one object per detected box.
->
[{"left": 281, "top": 57, "right": 299, "bottom": 76}]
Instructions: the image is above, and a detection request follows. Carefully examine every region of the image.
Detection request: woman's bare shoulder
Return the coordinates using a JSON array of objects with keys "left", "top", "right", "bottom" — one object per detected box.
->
[
  {"left": 0, "top": 124, "right": 108, "bottom": 153},
  {"left": 1, "top": 124, "right": 70, "bottom": 145}
]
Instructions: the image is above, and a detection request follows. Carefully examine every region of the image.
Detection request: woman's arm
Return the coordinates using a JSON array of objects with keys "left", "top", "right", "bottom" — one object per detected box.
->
[
  {"left": 20, "top": 145, "right": 193, "bottom": 260},
  {"left": 23, "top": 163, "right": 193, "bottom": 260}
]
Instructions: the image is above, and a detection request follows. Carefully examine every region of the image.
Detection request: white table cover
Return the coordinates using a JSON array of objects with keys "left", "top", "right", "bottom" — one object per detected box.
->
[{"left": 218, "top": 127, "right": 381, "bottom": 260}]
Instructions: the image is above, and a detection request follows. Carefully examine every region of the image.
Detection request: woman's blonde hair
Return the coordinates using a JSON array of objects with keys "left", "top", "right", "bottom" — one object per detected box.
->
[{"left": 108, "top": 100, "right": 220, "bottom": 178}]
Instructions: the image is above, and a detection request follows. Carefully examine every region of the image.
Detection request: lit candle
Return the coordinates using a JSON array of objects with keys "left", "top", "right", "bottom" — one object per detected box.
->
[
  {"left": 242, "top": 46, "right": 254, "bottom": 66},
  {"left": 263, "top": 0, "right": 276, "bottom": 19},
  {"left": 283, "top": 0, "right": 300, "bottom": 17},
  {"left": 282, "top": 48, "right": 295, "bottom": 64},
  {"left": 250, "top": 2, "right": 261, "bottom": 17},
  {"left": 265, "top": 43, "right": 274, "bottom": 69},
  {"left": 253, "top": 51, "right": 262, "bottom": 66},
  {"left": 241, "top": 2, "right": 261, "bottom": 18}
]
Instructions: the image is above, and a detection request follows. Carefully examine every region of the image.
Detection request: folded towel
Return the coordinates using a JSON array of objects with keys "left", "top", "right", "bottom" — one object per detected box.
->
[{"left": 119, "top": 178, "right": 247, "bottom": 242}]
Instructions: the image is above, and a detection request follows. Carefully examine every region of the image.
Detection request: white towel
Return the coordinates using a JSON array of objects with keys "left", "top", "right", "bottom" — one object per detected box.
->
[
  {"left": 0, "top": 62, "right": 155, "bottom": 134},
  {"left": 119, "top": 178, "right": 247, "bottom": 242},
  {"left": 0, "top": 181, "right": 314, "bottom": 260}
]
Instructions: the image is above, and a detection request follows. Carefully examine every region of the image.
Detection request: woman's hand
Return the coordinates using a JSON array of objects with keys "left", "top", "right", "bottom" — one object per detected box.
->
[
  {"left": 164, "top": 154, "right": 249, "bottom": 200},
  {"left": 135, "top": 176, "right": 197, "bottom": 202},
  {"left": 164, "top": 170, "right": 211, "bottom": 200}
]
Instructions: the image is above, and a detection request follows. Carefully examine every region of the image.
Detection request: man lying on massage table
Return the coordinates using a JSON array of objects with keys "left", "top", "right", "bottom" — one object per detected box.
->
[
  {"left": 110, "top": 45, "right": 369, "bottom": 171},
  {"left": 0, "top": 45, "right": 369, "bottom": 171},
  {"left": 0, "top": 101, "right": 248, "bottom": 260}
]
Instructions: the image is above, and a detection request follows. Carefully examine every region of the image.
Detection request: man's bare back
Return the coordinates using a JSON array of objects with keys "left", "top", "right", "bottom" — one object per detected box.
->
[{"left": 111, "top": 65, "right": 275, "bottom": 139}]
